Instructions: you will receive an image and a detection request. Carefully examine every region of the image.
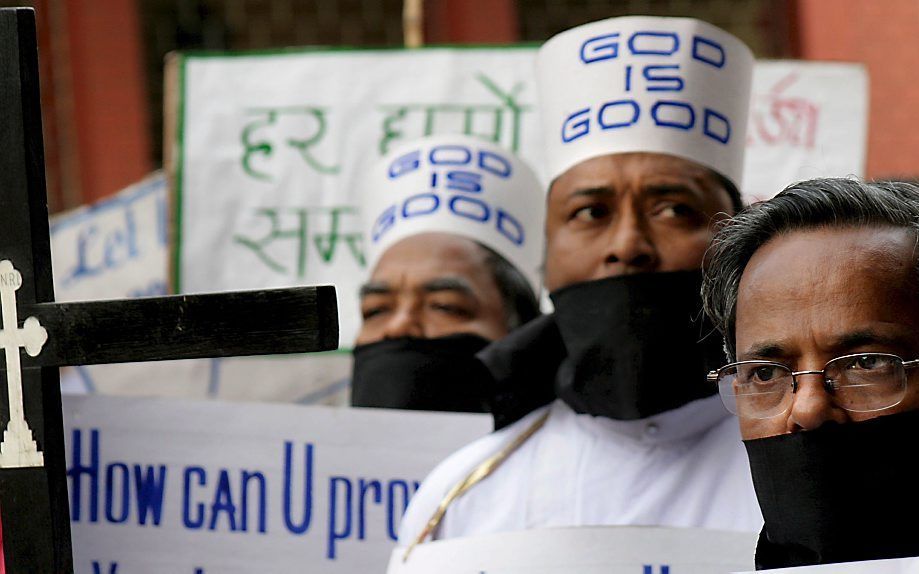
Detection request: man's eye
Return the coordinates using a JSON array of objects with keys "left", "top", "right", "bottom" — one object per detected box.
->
[
  {"left": 570, "top": 204, "right": 610, "bottom": 223},
  {"left": 653, "top": 202, "right": 700, "bottom": 220},
  {"left": 851, "top": 354, "right": 887, "bottom": 370},
  {"left": 429, "top": 302, "right": 473, "bottom": 318},
  {"left": 361, "top": 306, "right": 389, "bottom": 320},
  {"left": 750, "top": 365, "right": 783, "bottom": 384}
]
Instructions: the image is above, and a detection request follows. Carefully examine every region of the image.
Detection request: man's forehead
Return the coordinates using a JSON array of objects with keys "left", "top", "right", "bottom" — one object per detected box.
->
[
  {"left": 740, "top": 226, "right": 917, "bottom": 296},
  {"left": 361, "top": 273, "right": 477, "bottom": 295},
  {"left": 736, "top": 226, "right": 919, "bottom": 355},
  {"left": 549, "top": 152, "right": 722, "bottom": 198},
  {"left": 365, "top": 235, "right": 490, "bottom": 294}
]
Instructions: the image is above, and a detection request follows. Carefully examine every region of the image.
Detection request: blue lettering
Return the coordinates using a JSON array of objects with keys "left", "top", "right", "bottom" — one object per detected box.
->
[
  {"left": 371, "top": 205, "right": 397, "bottom": 243},
  {"left": 478, "top": 150, "right": 511, "bottom": 178},
  {"left": 283, "top": 442, "right": 314, "bottom": 535},
  {"left": 703, "top": 108, "right": 731, "bottom": 144},
  {"left": 72, "top": 227, "right": 103, "bottom": 281},
  {"left": 580, "top": 33, "right": 620, "bottom": 63},
  {"left": 429, "top": 145, "right": 471, "bottom": 166},
  {"left": 402, "top": 193, "right": 440, "bottom": 218},
  {"left": 644, "top": 566, "right": 671, "bottom": 574},
  {"left": 449, "top": 196, "right": 490, "bottom": 222},
  {"left": 241, "top": 470, "right": 268, "bottom": 533},
  {"left": 628, "top": 31, "right": 679, "bottom": 56},
  {"left": 68, "top": 428, "right": 100, "bottom": 523},
  {"left": 182, "top": 466, "right": 207, "bottom": 529},
  {"left": 445, "top": 170, "right": 483, "bottom": 193},
  {"left": 103, "top": 229, "right": 127, "bottom": 270},
  {"left": 134, "top": 464, "right": 167, "bottom": 526},
  {"left": 208, "top": 470, "right": 238, "bottom": 531},
  {"left": 328, "top": 476, "right": 353, "bottom": 559},
  {"left": 598, "top": 100, "right": 640, "bottom": 130},
  {"left": 387, "top": 480, "right": 411, "bottom": 541},
  {"left": 155, "top": 194, "right": 168, "bottom": 247},
  {"left": 92, "top": 562, "right": 119, "bottom": 574},
  {"left": 358, "top": 479, "right": 383, "bottom": 540},
  {"left": 651, "top": 100, "right": 695, "bottom": 131},
  {"left": 388, "top": 150, "right": 420, "bottom": 179},
  {"left": 643, "top": 65, "right": 684, "bottom": 92},
  {"left": 693, "top": 36, "right": 725, "bottom": 68},
  {"left": 105, "top": 463, "right": 131, "bottom": 523},
  {"left": 496, "top": 210, "right": 525, "bottom": 246},
  {"left": 562, "top": 108, "right": 591, "bottom": 143}
]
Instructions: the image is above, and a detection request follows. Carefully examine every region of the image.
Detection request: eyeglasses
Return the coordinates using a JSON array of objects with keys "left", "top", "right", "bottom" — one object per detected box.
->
[{"left": 707, "top": 353, "right": 919, "bottom": 420}]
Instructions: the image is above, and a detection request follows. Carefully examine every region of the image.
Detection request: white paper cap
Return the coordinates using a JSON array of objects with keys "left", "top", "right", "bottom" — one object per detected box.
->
[
  {"left": 360, "top": 134, "right": 545, "bottom": 292},
  {"left": 537, "top": 16, "right": 754, "bottom": 187}
]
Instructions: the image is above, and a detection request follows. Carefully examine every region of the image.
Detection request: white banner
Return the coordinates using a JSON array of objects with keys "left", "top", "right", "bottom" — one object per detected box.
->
[
  {"left": 175, "top": 48, "right": 867, "bottom": 348},
  {"left": 744, "top": 61, "right": 868, "bottom": 201},
  {"left": 177, "top": 48, "right": 541, "bottom": 348},
  {"left": 64, "top": 395, "right": 491, "bottom": 573},
  {"left": 51, "top": 172, "right": 169, "bottom": 303},
  {"left": 50, "top": 175, "right": 352, "bottom": 403},
  {"left": 387, "top": 526, "right": 757, "bottom": 573},
  {"left": 737, "top": 557, "right": 919, "bottom": 573}
]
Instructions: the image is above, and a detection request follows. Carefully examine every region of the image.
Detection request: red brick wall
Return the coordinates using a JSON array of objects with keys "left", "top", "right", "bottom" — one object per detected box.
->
[
  {"left": 64, "top": 0, "right": 152, "bottom": 203},
  {"left": 794, "top": 0, "right": 919, "bottom": 178}
]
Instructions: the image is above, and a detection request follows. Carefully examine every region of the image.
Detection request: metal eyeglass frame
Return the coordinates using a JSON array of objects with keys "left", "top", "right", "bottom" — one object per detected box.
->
[{"left": 706, "top": 352, "right": 919, "bottom": 416}]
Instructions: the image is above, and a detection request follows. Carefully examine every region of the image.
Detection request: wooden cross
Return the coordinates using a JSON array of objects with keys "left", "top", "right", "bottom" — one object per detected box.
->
[{"left": 0, "top": 8, "right": 339, "bottom": 572}]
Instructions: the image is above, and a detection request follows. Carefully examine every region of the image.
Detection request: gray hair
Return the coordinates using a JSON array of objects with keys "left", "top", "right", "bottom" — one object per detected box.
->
[{"left": 702, "top": 177, "right": 919, "bottom": 360}]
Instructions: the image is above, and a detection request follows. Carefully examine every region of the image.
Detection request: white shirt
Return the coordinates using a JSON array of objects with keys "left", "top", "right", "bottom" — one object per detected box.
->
[{"left": 398, "top": 396, "right": 763, "bottom": 545}]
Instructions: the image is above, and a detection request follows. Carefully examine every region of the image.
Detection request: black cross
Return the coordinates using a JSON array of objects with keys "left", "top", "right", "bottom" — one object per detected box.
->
[{"left": 0, "top": 8, "right": 339, "bottom": 572}]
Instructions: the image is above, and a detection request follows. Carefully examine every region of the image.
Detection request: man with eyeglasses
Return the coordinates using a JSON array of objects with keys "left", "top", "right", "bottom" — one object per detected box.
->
[{"left": 702, "top": 177, "right": 919, "bottom": 569}]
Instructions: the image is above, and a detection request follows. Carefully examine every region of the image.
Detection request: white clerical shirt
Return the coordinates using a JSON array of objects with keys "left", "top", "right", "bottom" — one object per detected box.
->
[{"left": 398, "top": 395, "right": 763, "bottom": 545}]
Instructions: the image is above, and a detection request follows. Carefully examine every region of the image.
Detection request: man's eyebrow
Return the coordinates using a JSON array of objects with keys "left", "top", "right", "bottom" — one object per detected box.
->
[
  {"left": 359, "top": 281, "right": 391, "bottom": 298},
  {"left": 831, "top": 329, "right": 910, "bottom": 352},
  {"left": 643, "top": 182, "right": 703, "bottom": 201},
  {"left": 566, "top": 186, "right": 615, "bottom": 201},
  {"left": 738, "top": 342, "right": 788, "bottom": 361},
  {"left": 423, "top": 277, "right": 476, "bottom": 297}
]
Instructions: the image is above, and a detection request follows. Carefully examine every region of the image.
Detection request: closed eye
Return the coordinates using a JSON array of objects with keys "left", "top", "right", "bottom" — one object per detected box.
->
[
  {"left": 361, "top": 304, "right": 391, "bottom": 320},
  {"left": 429, "top": 301, "right": 474, "bottom": 319}
]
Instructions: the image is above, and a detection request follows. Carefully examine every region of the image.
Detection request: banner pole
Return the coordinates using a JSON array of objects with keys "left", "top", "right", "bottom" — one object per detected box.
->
[{"left": 403, "top": 0, "right": 424, "bottom": 48}]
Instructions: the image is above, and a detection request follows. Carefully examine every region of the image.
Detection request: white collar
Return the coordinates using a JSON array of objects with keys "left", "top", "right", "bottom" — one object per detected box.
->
[{"left": 551, "top": 395, "right": 732, "bottom": 444}]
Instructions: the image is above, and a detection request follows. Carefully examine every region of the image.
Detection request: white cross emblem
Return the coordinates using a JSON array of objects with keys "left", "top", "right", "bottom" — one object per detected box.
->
[{"left": 0, "top": 259, "right": 47, "bottom": 468}]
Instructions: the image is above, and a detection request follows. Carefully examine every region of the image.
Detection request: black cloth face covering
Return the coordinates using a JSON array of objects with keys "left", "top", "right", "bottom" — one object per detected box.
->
[
  {"left": 745, "top": 409, "right": 919, "bottom": 569},
  {"left": 550, "top": 270, "right": 725, "bottom": 420},
  {"left": 350, "top": 333, "right": 492, "bottom": 413}
]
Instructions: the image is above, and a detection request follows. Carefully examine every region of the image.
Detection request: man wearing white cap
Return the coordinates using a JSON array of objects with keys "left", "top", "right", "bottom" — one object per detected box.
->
[
  {"left": 398, "top": 16, "right": 763, "bottom": 550},
  {"left": 349, "top": 134, "right": 544, "bottom": 412}
]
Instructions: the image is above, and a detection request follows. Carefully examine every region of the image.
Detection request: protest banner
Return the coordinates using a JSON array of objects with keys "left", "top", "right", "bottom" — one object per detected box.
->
[
  {"left": 50, "top": 172, "right": 169, "bottom": 303},
  {"left": 170, "top": 48, "right": 867, "bottom": 346},
  {"left": 386, "top": 526, "right": 758, "bottom": 574},
  {"left": 745, "top": 61, "right": 868, "bottom": 201},
  {"left": 64, "top": 395, "right": 491, "bottom": 573},
  {"left": 50, "top": 175, "right": 351, "bottom": 403}
]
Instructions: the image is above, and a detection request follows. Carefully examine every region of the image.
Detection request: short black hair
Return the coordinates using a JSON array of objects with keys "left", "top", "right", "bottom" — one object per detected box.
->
[
  {"left": 477, "top": 243, "right": 541, "bottom": 331},
  {"left": 702, "top": 177, "right": 919, "bottom": 360}
]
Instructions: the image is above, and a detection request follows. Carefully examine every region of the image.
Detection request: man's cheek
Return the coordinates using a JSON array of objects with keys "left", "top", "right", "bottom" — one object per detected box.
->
[{"left": 739, "top": 418, "right": 775, "bottom": 440}]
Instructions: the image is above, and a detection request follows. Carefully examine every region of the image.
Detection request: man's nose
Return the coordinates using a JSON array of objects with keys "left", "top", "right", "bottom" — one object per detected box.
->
[
  {"left": 786, "top": 373, "right": 850, "bottom": 432},
  {"left": 381, "top": 304, "right": 424, "bottom": 340},
  {"left": 602, "top": 210, "right": 658, "bottom": 275}
]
